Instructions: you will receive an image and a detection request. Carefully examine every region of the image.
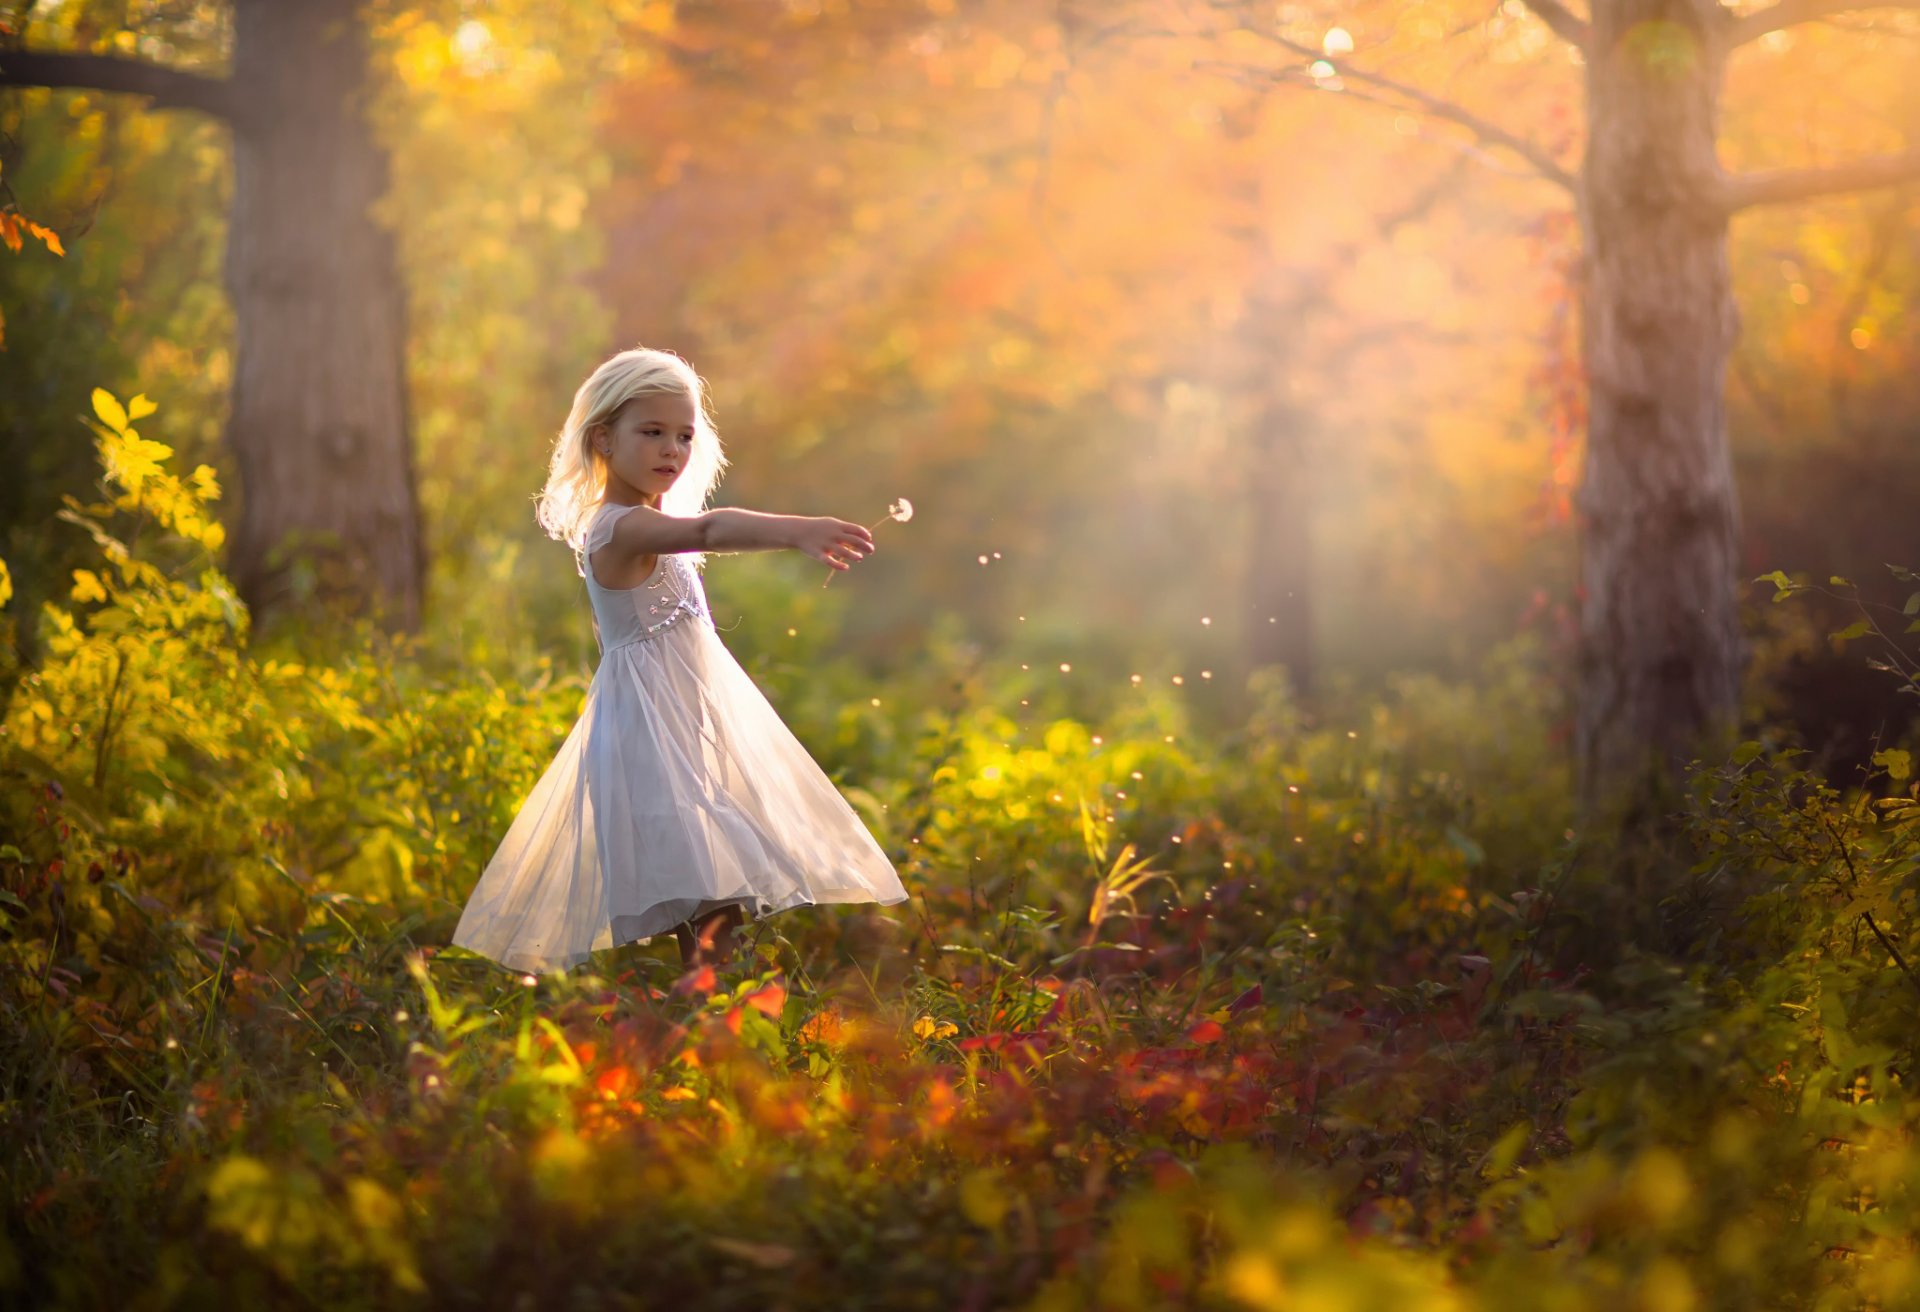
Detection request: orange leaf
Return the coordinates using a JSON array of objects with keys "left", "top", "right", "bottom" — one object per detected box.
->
[
  {"left": 1185, "top": 1018, "right": 1225, "bottom": 1046},
  {"left": 673, "top": 964, "right": 718, "bottom": 995},
  {"left": 744, "top": 980, "right": 787, "bottom": 1017}
]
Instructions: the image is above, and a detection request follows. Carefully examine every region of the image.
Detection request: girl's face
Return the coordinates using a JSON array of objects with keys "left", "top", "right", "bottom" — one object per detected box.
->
[{"left": 593, "top": 389, "right": 697, "bottom": 506}]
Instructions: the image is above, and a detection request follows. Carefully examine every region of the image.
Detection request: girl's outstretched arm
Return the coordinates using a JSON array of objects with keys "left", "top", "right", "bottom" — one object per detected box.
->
[{"left": 604, "top": 503, "right": 875, "bottom": 571}]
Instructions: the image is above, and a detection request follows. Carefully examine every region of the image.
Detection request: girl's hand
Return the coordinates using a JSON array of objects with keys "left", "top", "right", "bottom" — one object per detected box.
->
[{"left": 792, "top": 517, "right": 875, "bottom": 572}]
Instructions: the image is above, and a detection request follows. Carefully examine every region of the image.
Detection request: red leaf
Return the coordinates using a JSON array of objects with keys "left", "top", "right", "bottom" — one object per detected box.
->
[
  {"left": 1227, "top": 984, "right": 1263, "bottom": 1016},
  {"left": 1186, "top": 1019, "right": 1225, "bottom": 1045}
]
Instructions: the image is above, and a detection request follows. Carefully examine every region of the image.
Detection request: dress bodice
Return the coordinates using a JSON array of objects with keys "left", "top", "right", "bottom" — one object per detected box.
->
[{"left": 582, "top": 503, "right": 712, "bottom": 654}]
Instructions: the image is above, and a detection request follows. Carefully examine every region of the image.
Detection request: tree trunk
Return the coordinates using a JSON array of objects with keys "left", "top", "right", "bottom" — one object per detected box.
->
[
  {"left": 1243, "top": 382, "right": 1315, "bottom": 694},
  {"left": 1572, "top": 0, "right": 1748, "bottom": 813},
  {"left": 225, "top": 0, "right": 422, "bottom": 628}
]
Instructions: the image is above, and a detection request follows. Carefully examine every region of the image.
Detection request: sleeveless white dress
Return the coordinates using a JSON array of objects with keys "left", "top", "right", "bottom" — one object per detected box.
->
[{"left": 451, "top": 500, "right": 910, "bottom": 973}]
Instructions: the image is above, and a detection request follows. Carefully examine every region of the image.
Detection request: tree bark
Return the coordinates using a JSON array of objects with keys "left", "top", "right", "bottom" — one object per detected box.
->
[
  {"left": 224, "top": 0, "right": 422, "bottom": 628},
  {"left": 1572, "top": 0, "right": 1749, "bottom": 812}
]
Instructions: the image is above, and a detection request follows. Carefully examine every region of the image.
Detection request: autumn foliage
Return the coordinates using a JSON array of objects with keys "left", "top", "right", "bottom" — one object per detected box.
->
[{"left": 1, "top": 395, "right": 1918, "bottom": 1307}]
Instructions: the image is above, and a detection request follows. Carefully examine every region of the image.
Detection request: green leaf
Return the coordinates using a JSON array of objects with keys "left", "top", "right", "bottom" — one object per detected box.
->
[
  {"left": 1831, "top": 575, "right": 1854, "bottom": 588},
  {"left": 1732, "top": 740, "right": 1766, "bottom": 766},
  {"left": 90, "top": 388, "right": 129, "bottom": 435},
  {"left": 1830, "top": 619, "right": 1872, "bottom": 643},
  {"left": 1872, "top": 750, "right": 1911, "bottom": 783},
  {"left": 1904, "top": 592, "right": 1920, "bottom": 617}
]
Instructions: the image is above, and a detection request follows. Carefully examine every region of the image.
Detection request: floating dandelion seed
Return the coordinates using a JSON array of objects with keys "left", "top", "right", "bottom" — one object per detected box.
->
[
  {"left": 1059, "top": 662, "right": 1072, "bottom": 673},
  {"left": 978, "top": 554, "right": 989, "bottom": 565},
  {"left": 521, "top": 974, "right": 539, "bottom": 987},
  {"left": 1091, "top": 735, "right": 1103, "bottom": 745},
  {"left": 992, "top": 551, "right": 1001, "bottom": 559},
  {"left": 1201, "top": 670, "right": 1212, "bottom": 680},
  {"left": 787, "top": 627, "right": 798, "bottom": 637},
  {"left": 1201, "top": 616, "right": 1211, "bottom": 626},
  {"left": 1172, "top": 675, "right": 1185, "bottom": 685},
  {"left": 870, "top": 698, "right": 881, "bottom": 707},
  {"left": 1130, "top": 673, "right": 1142, "bottom": 685}
]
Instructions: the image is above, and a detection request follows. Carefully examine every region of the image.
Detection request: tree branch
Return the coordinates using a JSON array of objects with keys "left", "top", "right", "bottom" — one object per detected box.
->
[
  {"left": 1718, "top": 148, "right": 1920, "bottom": 211},
  {"left": 1518, "top": 0, "right": 1592, "bottom": 50},
  {"left": 1250, "top": 33, "right": 1577, "bottom": 194},
  {"left": 1725, "top": 0, "right": 1920, "bottom": 47},
  {"left": 0, "top": 49, "right": 236, "bottom": 121}
]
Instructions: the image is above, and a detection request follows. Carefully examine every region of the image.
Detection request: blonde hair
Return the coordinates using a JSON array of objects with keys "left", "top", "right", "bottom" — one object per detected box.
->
[{"left": 535, "top": 346, "right": 729, "bottom": 574}]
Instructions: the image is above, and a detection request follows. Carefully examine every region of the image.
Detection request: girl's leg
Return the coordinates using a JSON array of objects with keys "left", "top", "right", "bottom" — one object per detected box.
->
[{"left": 676, "top": 902, "right": 746, "bottom": 968}]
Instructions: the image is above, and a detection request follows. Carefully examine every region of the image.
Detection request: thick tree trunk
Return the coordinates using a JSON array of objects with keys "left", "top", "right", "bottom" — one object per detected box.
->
[
  {"left": 225, "top": 0, "right": 421, "bottom": 628},
  {"left": 1572, "top": 0, "right": 1749, "bottom": 813}
]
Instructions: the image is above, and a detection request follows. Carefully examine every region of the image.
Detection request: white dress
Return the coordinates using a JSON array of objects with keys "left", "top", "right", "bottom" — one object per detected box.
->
[{"left": 451, "top": 500, "right": 910, "bottom": 973}]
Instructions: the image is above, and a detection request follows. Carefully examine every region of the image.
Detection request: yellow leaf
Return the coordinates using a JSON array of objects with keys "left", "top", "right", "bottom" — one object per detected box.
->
[
  {"left": 0, "top": 559, "right": 11, "bottom": 609},
  {"left": 127, "top": 393, "right": 157, "bottom": 421},
  {"left": 102, "top": 430, "right": 175, "bottom": 491},
  {"left": 70, "top": 569, "right": 107, "bottom": 604},
  {"left": 91, "top": 387, "right": 129, "bottom": 435}
]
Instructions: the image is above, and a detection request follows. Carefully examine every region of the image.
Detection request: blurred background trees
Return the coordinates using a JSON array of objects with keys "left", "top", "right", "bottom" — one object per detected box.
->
[{"left": 3, "top": 0, "right": 1916, "bottom": 801}]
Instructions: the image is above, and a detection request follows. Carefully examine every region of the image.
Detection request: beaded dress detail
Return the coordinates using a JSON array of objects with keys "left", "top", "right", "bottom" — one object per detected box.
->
[{"left": 452, "top": 501, "right": 909, "bottom": 973}]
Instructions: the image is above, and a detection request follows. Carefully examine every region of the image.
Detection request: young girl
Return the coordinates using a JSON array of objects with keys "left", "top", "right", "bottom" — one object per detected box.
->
[{"left": 451, "top": 347, "right": 909, "bottom": 975}]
